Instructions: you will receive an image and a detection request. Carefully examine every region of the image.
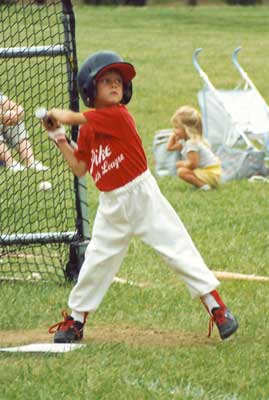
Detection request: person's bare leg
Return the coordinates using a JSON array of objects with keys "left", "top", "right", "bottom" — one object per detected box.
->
[
  {"left": 17, "top": 139, "right": 49, "bottom": 171},
  {"left": 18, "top": 139, "right": 35, "bottom": 166},
  {"left": 177, "top": 167, "right": 205, "bottom": 188},
  {"left": 0, "top": 141, "right": 15, "bottom": 166}
]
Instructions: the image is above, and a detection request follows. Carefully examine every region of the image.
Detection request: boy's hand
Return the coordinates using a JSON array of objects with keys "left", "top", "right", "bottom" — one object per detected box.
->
[
  {"left": 35, "top": 107, "right": 59, "bottom": 131},
  {"left": 47, "top": 126, "right": 67, "bottom": 145},
  {"left": 43, "top": 113, "right": 59, "bottom": 131}
]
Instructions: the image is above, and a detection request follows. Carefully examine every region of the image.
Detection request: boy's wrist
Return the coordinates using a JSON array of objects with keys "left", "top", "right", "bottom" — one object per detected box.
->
[
  {"left": 47, "top": 126, "right": 68, "bottom": 146},
  {"left": 55, "top": 135, "right": 67, "bottom": 146}
]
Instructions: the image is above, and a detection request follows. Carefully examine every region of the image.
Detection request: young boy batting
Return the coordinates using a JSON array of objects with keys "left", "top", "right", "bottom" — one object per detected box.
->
[{"left": 44, "top": 51, "right": 239, "bottom": 343}]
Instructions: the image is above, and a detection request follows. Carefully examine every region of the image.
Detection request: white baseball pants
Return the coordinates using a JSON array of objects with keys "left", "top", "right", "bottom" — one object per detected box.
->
[{"left": 68, "top": 170, "right": 219, "bottom": 313}]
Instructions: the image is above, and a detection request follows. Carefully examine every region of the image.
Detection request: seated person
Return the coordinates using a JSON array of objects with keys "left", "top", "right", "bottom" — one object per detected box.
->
[
  {"left": 0, "top": 93, "right": 48, "bottom": 172},
  {"left": 167, "top": 105, "right": 221, "bottom": 190}
]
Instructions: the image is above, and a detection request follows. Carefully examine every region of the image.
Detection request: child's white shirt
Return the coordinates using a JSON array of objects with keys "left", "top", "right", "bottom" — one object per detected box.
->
[{"left": 182, "top": 139, "right": 219, "bottom": 168}]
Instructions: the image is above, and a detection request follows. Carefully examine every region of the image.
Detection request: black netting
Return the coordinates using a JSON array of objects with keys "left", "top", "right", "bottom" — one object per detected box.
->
[{"left": 0, "top": 0, "right": 86, "bottom": 282}]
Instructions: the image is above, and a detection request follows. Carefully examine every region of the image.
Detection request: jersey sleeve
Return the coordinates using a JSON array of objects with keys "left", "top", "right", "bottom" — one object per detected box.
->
[
  {"left": 83, "top": 106, "right": 123, "bottom": 138},
  {"left": 73, "top": 125, "right": 93, "bottom": 166}
]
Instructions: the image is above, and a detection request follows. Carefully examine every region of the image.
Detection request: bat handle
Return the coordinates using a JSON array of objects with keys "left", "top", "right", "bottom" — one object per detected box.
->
[
  {"left": 35, "top": 107, "right": 57, "bottom": 129},
  {"left": 45, "top": 116, "right": 55, "bottom": 129}
]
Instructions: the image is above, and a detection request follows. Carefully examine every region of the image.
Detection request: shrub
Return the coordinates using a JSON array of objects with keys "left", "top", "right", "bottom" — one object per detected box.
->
[{"left": 226, "top": 0, "right": 257, "bottom": 4}]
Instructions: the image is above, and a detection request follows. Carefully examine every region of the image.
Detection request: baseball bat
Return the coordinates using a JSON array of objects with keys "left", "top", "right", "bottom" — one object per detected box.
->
[
  {"left": 35, "top": 107, "right": 57, "bottom": 130},
  {"left": 35, "top": 107, "right": 77, "bottom": 149}
]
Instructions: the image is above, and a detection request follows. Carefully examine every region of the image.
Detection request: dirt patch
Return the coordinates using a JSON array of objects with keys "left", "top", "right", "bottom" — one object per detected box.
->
[
  {"left": 0, "top": 325, "right": 219, "bottom": 348},
  {"left": 88, "top": 325, "right": 218, "bottom": 347}
]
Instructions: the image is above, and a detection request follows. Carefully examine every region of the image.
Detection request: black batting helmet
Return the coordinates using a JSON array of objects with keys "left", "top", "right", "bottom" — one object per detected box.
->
[{"left": 77, "top": 51, "right": 136, "bottom": 107}]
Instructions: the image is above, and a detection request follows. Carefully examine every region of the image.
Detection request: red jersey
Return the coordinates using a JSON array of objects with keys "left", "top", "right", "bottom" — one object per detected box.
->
[{"left": 74, "top": 105, "right": 148, "bottom": 191}]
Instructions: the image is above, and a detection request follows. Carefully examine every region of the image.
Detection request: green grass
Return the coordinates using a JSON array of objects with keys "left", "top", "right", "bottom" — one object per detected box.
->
[{"left": 1, "top": 3, "right": 269, "bottom": 400}]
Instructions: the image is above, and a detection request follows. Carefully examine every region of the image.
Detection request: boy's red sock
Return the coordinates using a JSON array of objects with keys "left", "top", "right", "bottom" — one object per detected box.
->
[{"left": 201, "top": 290, "right": 226, "bottom": 315}]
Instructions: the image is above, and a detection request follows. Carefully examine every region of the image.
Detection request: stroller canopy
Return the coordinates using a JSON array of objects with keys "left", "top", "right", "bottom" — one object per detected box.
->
[
  {"left": 194, "top": 47, "right": 269, "bottom": 150},
  {"left": 198, "top": 86, "right": 269, "bottom": 149}
]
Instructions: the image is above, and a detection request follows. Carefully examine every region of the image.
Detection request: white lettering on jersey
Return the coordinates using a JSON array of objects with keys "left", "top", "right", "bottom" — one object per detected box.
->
[
  {"left": 101, "top": 153, "right": 125, "bottom": 175},
  {"left": 90, "top": 144, "right": 112, "bottom": 174}
]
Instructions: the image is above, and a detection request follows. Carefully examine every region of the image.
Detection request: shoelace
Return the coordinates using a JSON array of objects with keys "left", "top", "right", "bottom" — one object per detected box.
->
[
  {"left": 208, "top": 316, "right": 214, "bottom": 337},
  {"left": 48, "top": 310, "right": 89, "bottom": 335},
  {"left": 208, "top": 308, "right": 226, "bottom": 337},
  {"left": 48, "top": 310, "right": 72, "bottom": 334}
]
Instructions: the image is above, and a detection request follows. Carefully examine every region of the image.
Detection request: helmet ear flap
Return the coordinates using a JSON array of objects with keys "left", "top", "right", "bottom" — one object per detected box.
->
[
  {"left": 83, "top": 79, "right": 96, "bottom": 107},
  {"left": 122, "top": 82, "right": 133, "bottom": 105},
  {"left": 89, "top": 79, "right": 97, "bottom": 107}
]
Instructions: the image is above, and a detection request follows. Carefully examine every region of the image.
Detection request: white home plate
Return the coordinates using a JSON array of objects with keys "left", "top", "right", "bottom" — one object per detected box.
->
[{"left": 0, "top": 343, "right": 86, "bottom": 353}]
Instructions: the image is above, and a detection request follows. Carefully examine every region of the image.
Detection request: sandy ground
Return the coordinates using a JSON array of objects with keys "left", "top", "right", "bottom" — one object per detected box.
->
[{"left": 0, "top": 324, "right": 219, "bottom": 348}]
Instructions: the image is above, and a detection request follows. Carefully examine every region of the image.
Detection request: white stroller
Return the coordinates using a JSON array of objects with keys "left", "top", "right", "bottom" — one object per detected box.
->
[
  {"left": 193, "top": 47, "right": 269, "bottom": 181},
  {"left": 153, "top": 129, "right": 182, "bottom": 177}
]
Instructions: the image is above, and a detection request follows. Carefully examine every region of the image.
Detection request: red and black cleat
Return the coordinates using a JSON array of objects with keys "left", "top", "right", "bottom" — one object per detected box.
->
[
  {"left": 209, "top": 307, "right": 239, "bottom": 340},
  {"left": 48, "top": 310, "right": 87, "bottom": 343}
]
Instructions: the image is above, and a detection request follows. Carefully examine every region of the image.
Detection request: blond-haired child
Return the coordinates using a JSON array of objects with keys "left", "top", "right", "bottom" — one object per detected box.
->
[{"left": 167, "top": 105, "right": 221, "bottom": 190}]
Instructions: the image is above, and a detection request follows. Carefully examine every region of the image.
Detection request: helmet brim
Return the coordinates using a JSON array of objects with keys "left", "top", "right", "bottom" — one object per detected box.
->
[{"left": 96, "top": 62, "right": 136, "bottom": 83}]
